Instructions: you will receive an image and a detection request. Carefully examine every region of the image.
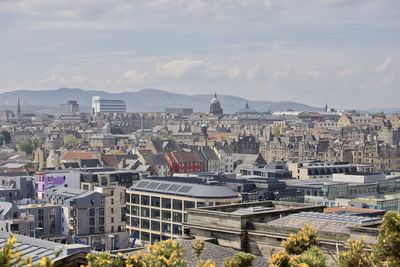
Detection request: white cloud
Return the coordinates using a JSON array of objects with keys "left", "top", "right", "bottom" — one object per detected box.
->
[
  {"left": 158, "top": 59, "right": 242, "bottom": 80},
  {"left": 375, "top": 56, "right": 392, "bottom": 73},
  {"left": 337, "top": 69, "right": 353, "bottom": 77},
  {"left": 122, "top": 70, "right": 149, "bottom": 81}
]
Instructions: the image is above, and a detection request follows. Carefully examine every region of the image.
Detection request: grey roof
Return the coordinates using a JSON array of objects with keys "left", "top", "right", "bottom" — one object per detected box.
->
[
  {"left": 267, "top": 212, "right": 380, "bottom": 234},
  {"left": 202, "top": 147, "right": 219, "bottom": 161},
  {"left": 0, "top": 231, "right": 91, "bottom": 265},
  {"left": 144, "top": 154, "right": 168, "bottom": 166},
  {"left": 179, "top": 239, "right": 267, "bottom": 267},
  {"left": 129, "top": 179, "right": 239, "bottom": 199},
  {"left": 127, "top": 239, "right": 267, "bottom": 267}
]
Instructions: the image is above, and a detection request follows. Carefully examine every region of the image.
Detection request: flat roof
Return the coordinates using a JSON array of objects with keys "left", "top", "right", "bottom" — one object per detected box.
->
[{"left": 128, "top": 179, "right": 239, "bottom": 199}]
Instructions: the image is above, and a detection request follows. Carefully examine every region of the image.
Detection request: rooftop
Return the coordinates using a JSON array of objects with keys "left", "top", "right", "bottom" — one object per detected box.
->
[{"left": 128, "top": 178, "right": 239, "bottom": 199}]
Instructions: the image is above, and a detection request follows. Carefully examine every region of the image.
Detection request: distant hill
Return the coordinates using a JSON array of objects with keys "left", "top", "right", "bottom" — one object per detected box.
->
[{"left": 0, "top": 88, "right": 321, "bottom": 114}]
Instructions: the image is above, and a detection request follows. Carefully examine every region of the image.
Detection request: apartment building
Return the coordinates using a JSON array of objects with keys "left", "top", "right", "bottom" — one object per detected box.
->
[{"left": 126, "top": 177, "right": 241, "bottom": 244}]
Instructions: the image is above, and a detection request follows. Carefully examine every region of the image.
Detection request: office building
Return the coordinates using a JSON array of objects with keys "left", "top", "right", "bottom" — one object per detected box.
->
[
  {"left": 61, "top": 100, "right": 80, "bottom": 114},
  {"left": 92, "top": 96, "right": 126, "bottom": 113},
  {"left": 126, "top": 177, "right": 241, "bottom": 244}
]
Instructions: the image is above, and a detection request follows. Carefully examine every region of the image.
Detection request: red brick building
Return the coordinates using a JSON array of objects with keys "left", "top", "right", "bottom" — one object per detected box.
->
[{"left": 164, "top": 151, "right": 202, "bottom": 173}]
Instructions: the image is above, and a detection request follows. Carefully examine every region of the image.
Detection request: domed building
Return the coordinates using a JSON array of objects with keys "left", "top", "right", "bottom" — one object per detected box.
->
[{"left": 209, "top": 93, "right": 223, "bottom": 116}]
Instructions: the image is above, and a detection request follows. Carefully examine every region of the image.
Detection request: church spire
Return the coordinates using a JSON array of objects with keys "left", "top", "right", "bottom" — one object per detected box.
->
[{"left": 17, "top": 98, "right": 21, "bottom": 117}]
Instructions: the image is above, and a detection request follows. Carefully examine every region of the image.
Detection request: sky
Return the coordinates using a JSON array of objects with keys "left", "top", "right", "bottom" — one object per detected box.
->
[{"left": 0, "top": 0, "right": 399, "bottom": 109}]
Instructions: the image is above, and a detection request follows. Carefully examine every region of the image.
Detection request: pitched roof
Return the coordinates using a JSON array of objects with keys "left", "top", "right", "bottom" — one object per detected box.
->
[{"left": 62, "top": 150, "right": 97, "bottom": 161}]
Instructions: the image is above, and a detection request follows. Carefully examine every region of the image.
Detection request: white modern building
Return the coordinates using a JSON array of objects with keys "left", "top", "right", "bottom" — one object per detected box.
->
[
  {"left": 92, "top": 96, "right": 126, "bottom": 113},
  {"left": 126, "top": 178, "right": 241, "bottom": 244}
]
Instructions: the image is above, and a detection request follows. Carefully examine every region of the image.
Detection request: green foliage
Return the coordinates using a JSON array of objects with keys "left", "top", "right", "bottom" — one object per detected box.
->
[
  {"left": 294, "top": 247, "right": 325, "bottom": 267},
  {"left": 372, "top": 211, "right": 400, "bottom": 267},
  {"left": 224, "top": 252, "right": 256, "bottom": 267},
  {"left": 0, "top": 130, "right": 11, "bottom": 144},
  {"left": 110, "top": 126, "right": 124, "bottom": 135},
  {"left": 269, "top": 225, "right": 326, "bottom": 267},
  {"left": 63, "top": 134, "right": 80, "bottom": 149},
  {"left": 283, "top": 225, "right": 320, "bottom": 255},
  {"left": 338, "top": 239, "right": 372, "bottom": 267}
]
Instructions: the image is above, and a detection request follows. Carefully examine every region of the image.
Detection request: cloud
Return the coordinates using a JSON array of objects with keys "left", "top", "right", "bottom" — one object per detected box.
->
[
  {"left": 122, "top": 70, "right": 149, "bottom": 81},
  {"left": 337, "top": 69, "right": 353, "bottom": 77},
  {"left": 375, "top": 56, "right": 392, "bottom": 73},
  {"left": 39, "top": 74, "right": 94, "bottom": 87},
  {"left": 158, "top": 59, "right": 242, "bottom": 80}
]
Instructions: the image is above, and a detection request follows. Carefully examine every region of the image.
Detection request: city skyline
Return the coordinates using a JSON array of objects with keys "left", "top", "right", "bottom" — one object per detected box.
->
[{"left": 0, "top": 0, "right": 399, "bottom": 109}]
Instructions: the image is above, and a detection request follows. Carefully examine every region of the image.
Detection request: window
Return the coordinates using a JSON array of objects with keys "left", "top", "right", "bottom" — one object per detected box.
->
[
  {"left": 162, "top": 198, "right": 171, "bottom": 209},
  {"left": 89, "top": 218, "right": 95, "bottom": 225},
  {"left": 151, "top": 221, "right": 160, "bottom": 231},
  {"left": 141, "top": 219, "right": 150, "bottom": 229},
  {"left": 90, "top": 227, "right": 95, "bottom": 234},
  {"left": 151, "top": 196, "right": 160, "bottom": 207},
  {"left": 184, "top": 201, "right": 195, "bottom": 209},
  {"left": 131, "top": 206, "right": 139, "bottom": 216},
  {"left": 172, "top": 224, "right": 182, "bottom": 235},
  {"left": 99, "top": 208, "right": 104, "bottom": 216},
  {"left": 162, "top": 210, "right": 171, "bottom": 221},
  {"left": 141, "top": 207, "right": 150, "bottom": 218},
  {"left": 131, "top": 217, "right": 139, "bottom": 227},
  {"left": 162, "top": 223, "right": 171, "bottom": 233},
  {"left": 130, "top": 194, "right": 140, "bottom": 204},
  {"left": 141, "top": 195, "right": 150, "bottom": 206},
  {"left": 111, "top": 198, "right": 114, "bottom": 205},
  {"left": 196, "top": 202, "right": 206, "bottom": 208},
  {"left": 172, "top": 212, "right": 182, "bottom": 223},
  {"left": 172, "top": 199, "right": 182, "bottom": 210},
  {"left": 89, "top": 208, "right": 95, "bottom": 216},
  {"left": 151, "top": 209, "right": 160, "bottom": 219},
  {"left": 111, "top": 208, "right": 114, "bottom": 214},
  {"left": 99, "top": 217, "right": 104, "bottom": 225},
  {"left": 99, "top": 226, "right": 104, "bottom": 234}
]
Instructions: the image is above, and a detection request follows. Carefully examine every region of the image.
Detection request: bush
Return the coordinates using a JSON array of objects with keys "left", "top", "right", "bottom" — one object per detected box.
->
[
  {"left": 224, "top": 252, "right": 256, "bottom": 267},
  {"left": 338, "top": 239, "right": 372, "bottom": 267}
]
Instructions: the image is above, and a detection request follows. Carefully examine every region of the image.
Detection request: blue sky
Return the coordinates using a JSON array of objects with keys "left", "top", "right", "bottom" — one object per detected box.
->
[{"left": 0, "top": 0, "right": 399, "bottom": 109}]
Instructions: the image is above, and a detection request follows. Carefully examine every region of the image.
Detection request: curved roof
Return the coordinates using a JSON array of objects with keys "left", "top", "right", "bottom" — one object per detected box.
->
[
  {"left": 210, "top": 93, "right": 220, "bottom": 104},
  {"left": 129, "top": 179, "right": 239, "bottom": 199}
]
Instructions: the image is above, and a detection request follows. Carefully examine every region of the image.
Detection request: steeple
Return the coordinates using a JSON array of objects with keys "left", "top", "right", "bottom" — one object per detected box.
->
[
  {"left": 17, "top": 98, "right": 21, "bottom": 119},
  {"left": 324, "top": 103, "right": 328, "bottom": 112}
]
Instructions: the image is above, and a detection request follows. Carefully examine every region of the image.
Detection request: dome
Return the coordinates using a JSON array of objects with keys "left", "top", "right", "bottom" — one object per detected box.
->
[{"left": 210, "top": 93, "right": 220, "bottom": 104}]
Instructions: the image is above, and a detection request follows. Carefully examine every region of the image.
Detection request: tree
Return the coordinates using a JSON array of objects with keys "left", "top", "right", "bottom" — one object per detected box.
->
[
  {"left": 224, "top": 252, "right": 256, "bottom": 267},
  {"left": 63, "top": 134, "right": 80, "bottom": 149},
  {"left": 372, "top": 211, "right": 400, "bottom": 267},
  {"left": 269, "top": 225, "right": 326, "bottom": 267},
  {"left": 110, "top": 126, "right": 124, "bottom": 135},
  {"left": 17, "top": 140, "right": 34, "bottom": 154},
  {"left": 0, "top": 130, "right": 11, "bottom": 144},
  {"left": 338, "top": 239, "right": 372, "bottom": 267}
]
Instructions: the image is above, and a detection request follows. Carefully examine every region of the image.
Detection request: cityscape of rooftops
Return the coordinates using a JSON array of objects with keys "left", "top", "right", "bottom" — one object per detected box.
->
[{"left": 0, "top": 1, "right": 399, "bottom": 266}]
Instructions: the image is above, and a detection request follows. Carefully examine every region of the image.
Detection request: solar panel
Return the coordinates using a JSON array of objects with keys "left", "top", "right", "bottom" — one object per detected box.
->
[
  {"left": 157, "top": 183, "right": 170, "bottom": 191},
  {"left": 167, "top": 184, "right": 181, "bottom": 192},
  {"left": 147, "top": 182, "right": 160, "bottom": 189},
  {"left": 137, "top": 181, "right": 150, "bottom": 188},
  {"left": 178, "top": 186, "right": 192, "bottom": 193}
]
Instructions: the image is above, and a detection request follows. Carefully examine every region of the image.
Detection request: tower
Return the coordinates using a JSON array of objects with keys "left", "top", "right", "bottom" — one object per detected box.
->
[
  {"left": 17, "top": 98, "right": 21, "bottom": 120},
  {"left": 209, "top": 93, "right": 223, "bottom": 116}
]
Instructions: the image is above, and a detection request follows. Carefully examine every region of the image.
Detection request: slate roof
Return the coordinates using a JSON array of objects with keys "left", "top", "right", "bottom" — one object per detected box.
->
[
  {"left": 143, "top": 154, "right": 168, "bottom": 166},
  {"left": 129, "top": 179, "right": 239, "bottom": 199},
  {"left": 127, "top": 239, "right": 267, "bottom": 267},
  {"left": 0, "top": 231, "right": 91, "bottom": 266},
  {"left": 178, "top": 239, "right": 267, "bottom": 267},
  {"left": 267, "top": 212, "right": 380, "bottom": 234}
]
